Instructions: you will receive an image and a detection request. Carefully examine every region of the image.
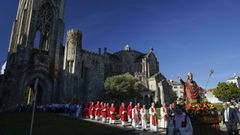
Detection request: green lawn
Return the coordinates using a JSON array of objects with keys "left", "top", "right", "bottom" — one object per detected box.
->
[{"left": 0, "top": 113, "right": 126, "bottom": 135}]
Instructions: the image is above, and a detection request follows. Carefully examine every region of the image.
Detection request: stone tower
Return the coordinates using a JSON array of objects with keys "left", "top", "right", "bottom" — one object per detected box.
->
[
  {"left": 63, "top": 29, "right": 82, "bottom": 73},
  {"left": 1, "top": 0, "right": 65, "bottom": 110},
  {"left": 62, "top": 30, "right": 105, "bottom": 102},
  {"left": 61, "top": 30, "right": 83, "bottom": 101}
]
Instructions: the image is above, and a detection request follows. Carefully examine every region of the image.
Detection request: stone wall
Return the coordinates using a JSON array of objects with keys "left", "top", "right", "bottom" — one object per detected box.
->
[
  {"left": 148, "top": 73, "right": 175, "bottom": 105},
  {"left": 0, "top": 0, "right": 65, "bottom": 110},
  {"left": 1, "top": 46, "right": 58, "bottom": 110},
  {"left": 0, "top": 0, "right": 176, "bottom": 110}
]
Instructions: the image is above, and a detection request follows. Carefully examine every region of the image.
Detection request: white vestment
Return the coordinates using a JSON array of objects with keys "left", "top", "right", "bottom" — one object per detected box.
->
[
  {"left": 132, "top": 108, "right": 139, "bottom": 128},
  {"left": 167, "top": 113, "right": 193, "bottom": 135},
  {"left": 149, "top": 107, "right": 158, "bottom": 132},
  {"left": 140, "top": 108, "right": 147, "bottom": 129},
  {"left": 160, "top": 106, "right": 168, "bottom": 128}
]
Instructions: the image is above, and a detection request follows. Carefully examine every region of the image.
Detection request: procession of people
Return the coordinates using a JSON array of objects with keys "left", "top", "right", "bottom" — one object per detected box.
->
[
  {"left": 14, "top": 99, "right": 240, "bottom": 134},
  {"left": 83, "top": 101, "right": 160, "bottom": 132},
  {"left": 14, "top": 72, "right": 240, "bottom": 135}
]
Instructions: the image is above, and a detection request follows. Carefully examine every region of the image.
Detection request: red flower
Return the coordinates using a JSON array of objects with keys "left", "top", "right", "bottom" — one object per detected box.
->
[{"left": 196, "top": 108, "right": 200, "bottom": 111}]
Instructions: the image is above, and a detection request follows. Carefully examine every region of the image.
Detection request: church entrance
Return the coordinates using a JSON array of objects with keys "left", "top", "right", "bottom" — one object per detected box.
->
[
  {"left": 21, "top": 71, "right": 54, "bottom": 105},
  {"left": 23, "top": 82, "right": 43, "bottom": 105},
  {"left": 20, "top": 70, "right": 54, "bottom": 106}
]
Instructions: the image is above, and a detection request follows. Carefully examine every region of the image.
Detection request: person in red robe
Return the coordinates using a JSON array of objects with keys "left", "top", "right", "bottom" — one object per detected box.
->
[
  {"left": 127, "top": 101, "right": 133, "bottom": 122},
  {"left": 160, "top": 103, "right": 168, "bottom": 128},
  {"left": 119, "top": 103, "right": 128, "bottom": 127},
  {"left": 132, "top": 105, "right": 140, "bottom": 128},
  {"left": 89, "top": 102, "right": 95, "bottom": 119},
  {"left": 149, "top": 102, "right": 158, "bottom": 132},
  {"left": 106, "top": 103, "right": 110, "bottom": 121},
  {"left": 101, "top": 103, "right": 107, "bottom": 123},
  {"left": 100, "top": 102, "right": 103, "bottom": 119},
  {"left": 95, "top": 101, "right": 100, "bottom": 120},
  {"left": 83, "top": 103, "right": 89, "bottom": 118},
  {"left": 109, "top": 103, "right": 116, "bottom": 124},
  {"left": 119, "top": 102, "right": 124, "bottom": 120},
  {"left": 137, "top": 103, "right": 141, "bottom": 123}
]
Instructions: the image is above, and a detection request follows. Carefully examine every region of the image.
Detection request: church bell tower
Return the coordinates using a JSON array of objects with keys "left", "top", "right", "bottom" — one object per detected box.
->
[{"left": 1, "top": 0, "right": 65, "bottom": 110}]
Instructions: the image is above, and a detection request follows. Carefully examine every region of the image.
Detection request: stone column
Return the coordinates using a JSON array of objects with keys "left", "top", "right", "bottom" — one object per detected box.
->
[
  {"left": 158, "top": 80, "right": 165, "bottom": 105},
  {"left": 147, "top": 62, "right": 150, "bottom": 78}
]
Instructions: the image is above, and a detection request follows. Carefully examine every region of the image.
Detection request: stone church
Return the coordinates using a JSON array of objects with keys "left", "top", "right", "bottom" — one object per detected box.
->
[{"left": 0, "top": 0, "right": 175, "bottom": 111}]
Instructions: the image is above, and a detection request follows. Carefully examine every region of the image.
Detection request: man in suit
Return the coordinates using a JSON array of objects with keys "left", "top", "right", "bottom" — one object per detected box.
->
[{"left": 221, "top": 102, "right": 240, "bottom": 135}]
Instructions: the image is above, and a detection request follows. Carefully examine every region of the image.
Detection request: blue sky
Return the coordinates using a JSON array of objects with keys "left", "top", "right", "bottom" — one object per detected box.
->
[{"left": 0, "top": 0, "right": 240, "bottom": 88}]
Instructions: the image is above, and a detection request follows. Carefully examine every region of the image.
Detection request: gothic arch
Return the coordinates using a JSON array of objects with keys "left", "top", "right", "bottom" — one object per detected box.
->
[
  {"left": 21, "top": 70, "right": 54, "bottom": 104},
  {"left": 34, "top": 0, "right": 56, "bottom": 51}
]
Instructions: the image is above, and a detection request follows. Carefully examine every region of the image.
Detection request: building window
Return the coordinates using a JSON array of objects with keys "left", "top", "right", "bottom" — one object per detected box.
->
[{"left": 34, "top": 31, "right": 41, "bottom": 49}]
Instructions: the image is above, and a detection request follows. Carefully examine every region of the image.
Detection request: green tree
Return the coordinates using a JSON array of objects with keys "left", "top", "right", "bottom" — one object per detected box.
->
[
  {"left": 172, "top": 91, "right": 178, "bottom": 101},
  {"left": 213, "top": 82, "right": 240, "bottom": 101},
  {"left": 104, "top": 73, "right": 144, "bottom": 101}
]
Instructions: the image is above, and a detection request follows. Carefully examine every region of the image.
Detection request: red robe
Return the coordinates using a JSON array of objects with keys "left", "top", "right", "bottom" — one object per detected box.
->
[
  {"left": 109, "top": 106, "right": 116, "bottom": 120},
  {"left": 120, "top": 106, "right": 128, "bottom": 122},
  {"left": 95, "top": 103, "right": 100, "bottom": 117},
  {"left": 180, "top": 79, "right": 201, "bottom": 103},
  {"left": 102, "top": 105, "right": 107, "bottom": 118},
  {"left": 119, "top": 105, "right": 123, "bottom": 118},
  {"left": 83, "top": 104, "right": 89, "bottom": 118},
  {"left": 107, "top": 105, "right": 110, "bottom": 119},
  {"left": 89, "top": 104, "right": 95, "bottom": 116},
  {"left": 137, "top": 105, "right": 141, "bottom": 119},
  {"left": 150, "top": 107, "right": 157, "bottom": 126},
  {"left": 162, "top": 107, "right": 168, "bottom": 121},
  {"left": 100, "top": 103, "right": 103, "bottom": 116},
  {"left": 127, "top": 104, "right": 132, "bottom": 117}
]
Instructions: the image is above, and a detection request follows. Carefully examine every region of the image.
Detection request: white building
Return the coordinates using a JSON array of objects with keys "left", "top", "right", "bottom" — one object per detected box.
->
[
  {"left": 168, "top": 80, "right": 184, "bottom": 99},
  {"left": 226, "top": 74, "right": 240, "bottom": 88}
]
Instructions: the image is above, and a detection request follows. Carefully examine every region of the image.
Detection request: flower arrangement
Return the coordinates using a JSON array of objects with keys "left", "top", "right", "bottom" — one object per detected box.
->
[{"left": 185, "top": 100, "right": 218, "bottom": 117}]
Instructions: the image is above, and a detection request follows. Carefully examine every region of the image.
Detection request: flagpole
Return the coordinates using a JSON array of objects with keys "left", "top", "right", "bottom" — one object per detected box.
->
[{"left": 29, "top": 78, "right": 39, "bottom": 135}]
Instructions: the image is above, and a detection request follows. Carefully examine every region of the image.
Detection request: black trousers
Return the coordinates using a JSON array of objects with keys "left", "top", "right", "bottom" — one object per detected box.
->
[{"left": 225, "top": 122, "right": 239, "bottom": 135}]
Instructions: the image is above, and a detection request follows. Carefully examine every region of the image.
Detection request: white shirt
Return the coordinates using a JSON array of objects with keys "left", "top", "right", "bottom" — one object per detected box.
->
[{"left": 224, "top": 108, "right": 229, "bottom": 122}]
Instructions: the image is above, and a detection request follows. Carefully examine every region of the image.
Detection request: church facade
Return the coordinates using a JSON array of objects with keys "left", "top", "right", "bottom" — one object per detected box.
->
[{"left": 0, "top": 0, "right": 175, "bottom": 111}]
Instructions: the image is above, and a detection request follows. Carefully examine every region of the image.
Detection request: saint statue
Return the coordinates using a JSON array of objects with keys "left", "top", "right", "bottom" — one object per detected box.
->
[{"left": 179, "top": 72, "right": 201, "bottom": 104}]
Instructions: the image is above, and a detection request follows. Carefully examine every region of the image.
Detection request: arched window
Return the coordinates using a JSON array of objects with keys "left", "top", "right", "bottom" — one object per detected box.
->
[
  {"left": 35, "top": 2, "right": 54, "bottom": 51},
  {"left": 34, "top": 31, "right": 41, "bottom": 49}
]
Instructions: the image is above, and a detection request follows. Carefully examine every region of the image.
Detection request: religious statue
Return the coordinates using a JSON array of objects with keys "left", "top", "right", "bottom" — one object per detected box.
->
[{"left": 178, "top": 72, "right": 201, "bottom": 104}]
